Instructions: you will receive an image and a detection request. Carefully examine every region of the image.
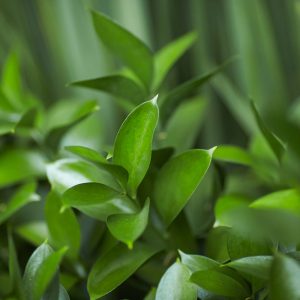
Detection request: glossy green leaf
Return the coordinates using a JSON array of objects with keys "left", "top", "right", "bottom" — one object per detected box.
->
[
  {"left": 159, "top": 97, "right": 206, "bottom": 153},
  {"left": 213, "top": 145, "right": 253, "bottom": 166},
  {"left": 227, "top": 256, "right": 273, "bottom": 280},
  {"left": 190, "top": 268, "right": 249, "bottom": 298},
  {"left": 153, "top": 32, "right": 197, "bottom": 89},
  {"left": 0, "top": 182, "right": 39, "bottom": 225},
  {"left": 45, "top": 191, "right": 81, "bottom": 260},
  {"left": 71, "top": 75, "right": 146, "bottom": 104},
  {"left": 62, "top": 182, "right": 137, "bottom": 221},
  {"left": 87, "top": 242, "right": 159, "bottom": 300},
  {"left": 250, "top": 189, "right": 300, "bottom": 216},
  {"left": 113, "top": 96, "right": 159, "bottom": 197},
  {"left": 251, "top": 101, "right": 285, "bottom": 162},
  {"left": 270, "top": 253, "right": 300, "bottom": 299},
  {"left": 153, "top": 149, "right": 214, "bottom": 226},
  {"left": 0, "top": 149, "right": 46, "bottom": 187},
  {"left": 16, "top": 221, "right": 49, "bottom": 246},
  {"left": 179, "top": 251, "right": 219, "bottom": 273},
  {"left": 23, "top": 243, "right": 67, "bottom": 300},
  {"left": 156, "top": 262, "right": 197, "bottom": 300},
  {"left": 47, "top": 158, "right": 121, "bottom": 194},
  {"left": 91, "top": 10, "right": 153, "bottom": 88},
  {"left": 107, "top": 198, "right": 150, "bottom": 248}
]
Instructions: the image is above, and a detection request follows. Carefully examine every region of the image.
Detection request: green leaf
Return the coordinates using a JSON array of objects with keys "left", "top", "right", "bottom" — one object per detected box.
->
[
  {"left": 0, "top": 182, "right": 39, "bottom": 225},
  {"left": 16, "top": 221, "right": 49, "bottom": 246},
  {"left": 213, "top": 145, "right": 253, "bottom": 166},
  {"left": 113, "top": 96, "right": 159, "bottom": 197},
  {"left": 87, "top": 242, "right": 159, "bottom": 300},
  {"left": 156, "top": 262, "right": 197, "bottom": 300},
  {"left": 62, "top": 182, "right": 137, "bottom": 221},
  {"left": 44, "top": 99, "right": 99, "bottom": 150},
  {"left": 91, "top": 10, "right": 153, "bottom": 88},
  {"left": 270, "top": 253, "right": 300, "bottom": 300},
  {"left": 23, "top": 243, "right": 67, "bottom": 300},
  {"left": 250, "top": 189, "right": 300, "bottom": 216},
  {"left": 153, "top": 149, "right": 214, "bottom": 226},
  {"left": 144, "top": 287, "right": 156, "bottom": 300},
  {"left": 71, "top": 75, "right": 146, "bottom": 105},
  {"left": 227, "top": 256, "right": 273, "bottom": 280},
  {"left": 47, "top": 158, "right": 121, "bottom": 194},
  {"left": 251, "top": 101, "right": 285, "bottom": 162},
  {"left": 45, "top": 191, "right": 81, "bottom": 260},
  {"left": 0, "top": 149, "right": 46, "bottom": 188},
  {"left": 58, "top": 286, "right": 70, "bottom": 300},
  {"left": 190, "top": 268, "right": 249, "bottom": 298},
  {"left": 179, "top": 251, "right": 219, "bottom": 273},
  {"left": 107, "top": 198, "right": 150, "bottom": 248},
  {"left": 153, "top": 32, "right": 197, "bottom": 89},
  {"left": 159, "top": 97, "right": 206, "bottom": 153}
]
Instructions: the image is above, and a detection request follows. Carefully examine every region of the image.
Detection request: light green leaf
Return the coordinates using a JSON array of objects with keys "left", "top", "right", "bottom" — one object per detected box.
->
[
  {"left": 58, "top": 286, "right": 70, "bottom": 300},
  {"left": 270, "top": 253, "right": 300, "bottom": 300},
  {"left": 91, "top": 10, "right": 153, "bottom": 89},
  {"left": 213, "top": 145, "right": 253, "bottom": 166},
  {"left": 251, "top": 101, "right": 285, "bottom": 162},
  {"left": 45, "top": 191, "right": 81, "bottom": 260},
  {"left": 47, "top": 158, "right": 121, "bottom": 194},
  {"left": 156, "top": 262, "right": 197, "bottom": 300},
  {"left": 190, "top": 268, "right": 249, "bottom": 298},
  {"left": 159, "top": 97, "right": 206, "bottom": 153},
  {"left": 113, "top": 96, "right": 159, "bottom": 197},
  {"left": 23, "top": 243, "right": 67, "bottom": 300},
  {"left": 250, "top": 189, "right": 300, "bottom": 216},
  {"left": 0, "top": 182, "right": 39, "bottom": 225},
  {"left": 62, "top": 182, "right": 137, "bottom": 221},
  {"left": 71, "top": 75, "right": 146, "bottom": 104},
  {"left": 87, "top": 242, "right": 159, "bottom": 300},
  {"left": 65, "top": 145, "right": 106, "bottom": 163},
  {"left": 153, "top": 32, "right": 197, "bottom": 89},
  {"left": 227, "top": 256, "right": 273, "bottom": 280},
  {"left": 0, "top": 149, "right": 46, "bottom": 188},
  {"left": 16, "top": 221, "right": 49, "bottom": 246},
  {"left": 107, "top": 198, "right": 150, "bottom": 248},
  {"left": 153, "top": 149, "right": 214, "bottom": 226}
]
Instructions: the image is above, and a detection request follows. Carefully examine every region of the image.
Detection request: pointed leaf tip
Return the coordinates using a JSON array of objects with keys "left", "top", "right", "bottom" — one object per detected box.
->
[
  {"left": 208, "top": 146, "right": 217, "bottom": 156},
  {"left": 151, "top": 94, "right": 159, "bottom": 105}
]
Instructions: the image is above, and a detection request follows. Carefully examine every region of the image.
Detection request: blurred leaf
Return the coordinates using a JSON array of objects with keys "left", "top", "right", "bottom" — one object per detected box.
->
[
  {"left": 91, "top": 10, "right": 153, "bottom": 89},
  {"left": 107, "top": 198, "right": 150, "bottom": 248},
  {"left": 113, "top": 96, "right": 159, "bottom": 197},
  {"left": 71, "top": 75, "right": 146, "bottom": 105},
  {"left": 144, "top": 287, "right": 156, "bottom": 300},
  {"left": 156, "top": 262, "right": 197, "bottom": 300},
  {"left": 0, "top": 149, "right": 46, "bottom": 187},
  {"left": 159, "top": 97, "right": 206, "bottom": 153},
  {"left": 87, "top": 242, "right": 159, "bottom": 300},
  {"left": 47, "top": 158, "right": 120, "bottom": 194},
  {"left": 58, "top": 286, "right": 70, "bottom": 300},
  {"left": 0, "top": 182, "right": 39, "bottom": 225},
  {"left": 251, "top": 101, "right": 285, "bottom": 162},
  {"left": 153, "top": 31, "right": 197, "bottom": 89},
  {"left": 270, "top": 253, "right": 300, "bottom": 299},
  {"left": 213, "top": 145, "right": 253, "bottom": 166},
  {"left": 23, "top": 243, "right": 67, "bottom": 300},
  {"left": 62, "top": 182, "right": 137, "bottom": 221},
  {"left": 45, "top": 191, "right": 81, "bottom": 260},
  {"left": 16, "top": 221, "right": 49, "bottom": 246},
  {"left": 226, "top": 256, "right": 273, "bottom": 280},
  {"left": 153, "top": 149, "right": 213, "bottom": 226},
  {"left": 190, "top": 268, "right": 249, "bottom": 298},
  {"left": 250, "top": 189, "right": 300, "bottom": 216}
]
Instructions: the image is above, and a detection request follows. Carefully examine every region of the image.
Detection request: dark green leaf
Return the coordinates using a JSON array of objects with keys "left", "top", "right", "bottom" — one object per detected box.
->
[
  {"left": 91, "top": 10, "right": 153, "bottom": 88},
  {"left": 62, "top": 182, "right": 137, "bottom": 221},
  {"left": 156, "top": 262, "right": 197, "bottom": 300},
  {"left": 153, "top": 32, "right": 197, "bottom": 89},
  {"left": 113, "top": 96, "right": 159, "bottom": 197},
  {"left": 107, "top": 198, "right": 150, "bottom": 248},
  {"left": 71, "top": 75, "right": 146, "bottom": 104},
  {"left": 153, "top": 149, "right": 214, "bottom": 226},
  {"left": 87, "top": 242, "right": 159, "bottom": 300}
]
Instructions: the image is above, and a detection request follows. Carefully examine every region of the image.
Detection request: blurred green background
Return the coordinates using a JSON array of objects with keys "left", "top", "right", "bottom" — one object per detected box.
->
[{"left": 1, "top": 0, "right": 299, "bottom": 149}]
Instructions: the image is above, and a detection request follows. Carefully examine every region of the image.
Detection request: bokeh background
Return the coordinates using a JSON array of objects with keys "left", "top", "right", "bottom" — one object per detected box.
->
[{"left": 2, "top": 0, "right": 299, "bottom": 150}]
